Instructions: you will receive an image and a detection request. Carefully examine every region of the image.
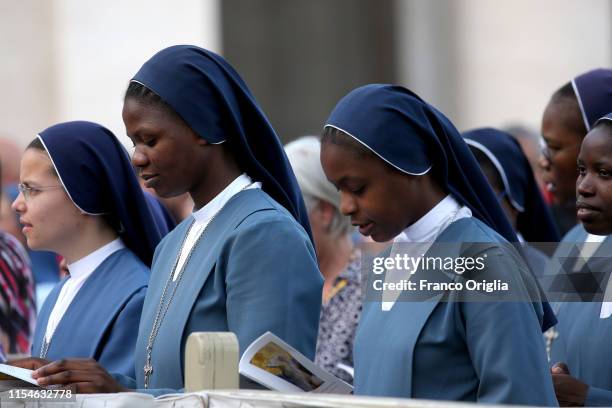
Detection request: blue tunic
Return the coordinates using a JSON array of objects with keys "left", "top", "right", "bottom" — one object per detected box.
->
[
  {"left": 354, "top": 217, "right": 557, "bottom": 406},
  {"left": 31, "top": 249, "right": 148, "bottom": 378},
  {"left": 549, "top": 224, "right": 612, "bottom": 406},
  {"left": 129, "top": 188, "right": 322, "bottom": 393}
]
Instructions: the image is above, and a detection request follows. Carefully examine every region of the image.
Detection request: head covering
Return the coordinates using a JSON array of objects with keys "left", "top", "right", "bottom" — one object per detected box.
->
[
  {"left": 571, "top": 68, "right": 612, "bottom": 132},
  {"left": 462, "top": 128, "right": 560, "bottom": 242},
  {"left": 595, "top": 112, "right": 612, "bottom": 127},
  {"left": 38, "top": 121, "right": 169, "bottom": 266},
  {"left": 325, "top": 84, "right": 517, "bottom": 241},
  {"left": 131, "top": 45, "right": 311, "bottom": 237},
  {"left": 325, "top": 84, "right": 556, "bottom": 330}
]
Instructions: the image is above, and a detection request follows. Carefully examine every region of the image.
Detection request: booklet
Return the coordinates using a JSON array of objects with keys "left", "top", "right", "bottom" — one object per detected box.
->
[
  {"left": 239, "top": 332, "right": 353, "bottom": 394},
  {"left": 0, "top": 364, "right": 39, "bottom": 390}
]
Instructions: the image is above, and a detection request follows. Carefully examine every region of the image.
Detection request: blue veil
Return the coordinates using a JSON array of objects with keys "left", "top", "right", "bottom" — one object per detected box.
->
[
  {"left": 38, "top": 121, "right": 169, "bottom": 266},
  {"left": 572, "top": 68, "right": 612, "bottom": 131},
  {"left": 463, "top": 127, "right": 560, "bottom": 242},
  {"left": 131, "top": 45, "right": 311, "bottom": 238}
]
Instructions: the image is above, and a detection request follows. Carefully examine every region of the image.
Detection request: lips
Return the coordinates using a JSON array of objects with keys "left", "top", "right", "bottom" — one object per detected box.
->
[
  {"left": 141, "top": 173, "right": 160, "bottom": 188},
  {"left": 19, "top": 219, "right": 33, "bottom": 234},
  {"left": 354, "top": 221, "right": 374, "bottom": 236},
  {"left": 576, "top": 201, "right": 601, "bottom": 222}
]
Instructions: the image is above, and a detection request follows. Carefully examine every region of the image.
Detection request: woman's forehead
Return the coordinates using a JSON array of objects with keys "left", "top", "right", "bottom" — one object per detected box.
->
[{"left": 20, "top": 149, "right": 55, "bottom": 182}]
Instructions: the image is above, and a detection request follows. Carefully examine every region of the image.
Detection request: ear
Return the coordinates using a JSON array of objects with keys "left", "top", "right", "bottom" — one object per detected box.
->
[
  {"left": 318, "top": 200, "right": 336, "bottom": 230},
  {"left": 195, "top": 136, "right": 210, "bottom": 146}
]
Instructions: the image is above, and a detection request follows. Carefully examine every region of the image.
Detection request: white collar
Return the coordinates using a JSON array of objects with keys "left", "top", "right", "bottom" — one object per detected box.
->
[
  {"left": 394, "top": 195, "right": 470, "bottom": 243},
  {"left": 192, "top": 174, "right": 258, "bottom": 223},
  {"left": 67, "top": 238, "right": 125, "bottom": 280},
  {"left": 586, "top": 233, "right": 607, "bottom": 243}
]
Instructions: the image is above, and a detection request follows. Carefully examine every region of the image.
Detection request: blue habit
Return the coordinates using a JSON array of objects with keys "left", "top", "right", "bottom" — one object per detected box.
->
[
  {"left": 549, "top": 224, "right": 612, "bottom": 406},
  {"left": 121, "top": 189, "right": 322, "bottom": 394},
  {"left": 354, "top": 217, "right": 557, "bottom": 405},
  {"left": 31, "top": 249, "right": 148, "bottom": 377}
]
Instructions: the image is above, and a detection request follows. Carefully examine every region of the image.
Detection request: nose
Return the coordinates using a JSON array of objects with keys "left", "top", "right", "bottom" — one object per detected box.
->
[
  {"left": 11, "top": 191, "right": 26, "bottom": 214},
  {"left": 131, "top": 146, "right": 149, "bottom": 168},
  {"left": 577, "top": 172, "right": 595, "bottom": 198},
  {"left": 339, "top": 191, "right": 357, "bottom": 216},
  {"left": 538, "top": 151, "right": 551, "bottom": 172}
]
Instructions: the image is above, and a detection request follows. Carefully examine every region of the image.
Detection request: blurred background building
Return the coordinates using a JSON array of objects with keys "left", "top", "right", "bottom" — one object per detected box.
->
[{"left": 1, "top": 0, "right": 611, "bottom": 148}]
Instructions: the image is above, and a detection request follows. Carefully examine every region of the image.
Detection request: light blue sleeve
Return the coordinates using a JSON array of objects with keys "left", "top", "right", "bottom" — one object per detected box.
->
[
  {"left": 586, "top": 386, "right": 612, "bottom": 406},
  {"left": 462, "top": 300, "right": 558, "bottom": 406},
  {"left": 98, "top": 286, "right": 147, "bottom": 378},
  {"left": 222, "top": 218, "right": 323, "bottom": 359}
]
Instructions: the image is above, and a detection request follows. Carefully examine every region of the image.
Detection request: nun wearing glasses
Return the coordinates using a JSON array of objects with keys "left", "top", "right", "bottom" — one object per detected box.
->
[{"left": 10, "top": 121, "right": 169, "bottom": 378}]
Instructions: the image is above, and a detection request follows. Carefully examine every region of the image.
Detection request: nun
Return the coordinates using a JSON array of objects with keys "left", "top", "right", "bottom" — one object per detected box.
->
[
  {"left": 10, "top": 121, "right": 168, "bottom": 378},
  {"left": 541, "top": 68, "right": 612, "bottom": 234},
  {"left": 27, "top": 45, "right": 322, "bottom": 395},
  {"left": 543, "top": 70, "right": 612, "bottom": 385},
  {"left": 320, "top": 84, "right": 557, "bottom": 405},
  {"left": 548, "top": 113, "right": 612, "bottom": 406},
  {"left": 463, "top": 127, "right": 560, "bottom": 274}
]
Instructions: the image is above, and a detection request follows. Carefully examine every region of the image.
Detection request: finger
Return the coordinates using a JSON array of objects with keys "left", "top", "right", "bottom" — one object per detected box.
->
[
  {"left": 552, "top": 362, "right": 570, "bottom": 375},
  {"left": 33, "top": 358, "right": 97, "bottom": 379},
  {"left": 36, "top": 369, "right": 99, "bottom": 387},
  {"left": 8, "top": 357, "right": 50, "bottom": 370}
]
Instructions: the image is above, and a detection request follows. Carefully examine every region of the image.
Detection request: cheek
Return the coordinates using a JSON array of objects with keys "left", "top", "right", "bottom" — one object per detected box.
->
[{"left": 601, "top": 183, "right": 612, "bottom": 205}]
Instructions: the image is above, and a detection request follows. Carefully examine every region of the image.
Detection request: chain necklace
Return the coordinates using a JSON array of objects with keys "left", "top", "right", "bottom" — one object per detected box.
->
[
  {"left": 143, "top": 183, "right": 252, "bottom": 389},
  {"left": 39, "top": 338, "right": 50, "bottom": 359}
]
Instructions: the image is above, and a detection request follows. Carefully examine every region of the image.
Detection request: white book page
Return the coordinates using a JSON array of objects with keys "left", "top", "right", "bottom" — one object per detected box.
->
[
  {"left": 0, "top": 364, "right": 39, "bottom": 386},
  {"left": 239, "top": 332, "right": 352, "bottom": 394}
]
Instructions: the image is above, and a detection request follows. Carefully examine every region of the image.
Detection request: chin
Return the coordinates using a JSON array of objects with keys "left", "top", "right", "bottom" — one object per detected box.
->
[
  {"left": 370, "top": 230, "right": 394, "bottom": 243},
  {"left": 155, "top": 187, "right": 187, "bottom": 199},
  {"left": 25, "top": 238, "right": 41, "bottom": 251},
  {"left": 582, "top": 222, "right": 612, "bottom": 236}
]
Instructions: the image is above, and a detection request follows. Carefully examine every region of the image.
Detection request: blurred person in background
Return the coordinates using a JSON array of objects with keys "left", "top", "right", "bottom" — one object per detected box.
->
[
  {"left": 0, "top": 157, "right": 36, "bottom": 356},
  {"left": 286, "top": 136, "right": 361, "bottom": 384},
  {"left": 503, "top": 124, "right": 548, "bottom": 198},
  {"left": 463, "top": 127, "right": 560, "bottom": 273},
  {"left": 0, "top": 137, "right": 23, "bottom": 187},
  {"left": 540, "top": 68, "right": 612, "bottom": 236}
]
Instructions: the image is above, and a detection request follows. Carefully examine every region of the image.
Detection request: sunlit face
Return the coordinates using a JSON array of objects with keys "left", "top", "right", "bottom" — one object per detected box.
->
[
  {"left": 576, "top": 126, "right": 612, "bottom": 235},
  {"left": 11, "top": 149, "right": 83, "bottom": 252},
  {"left": 122, "top": 98, "right": 206, "bottom": 199},
  {"left": 540, "top": 100, "right": 584, "bottom": 205},
  {"left": 320, "top": 141, "right": 431, "bottom": 242}
]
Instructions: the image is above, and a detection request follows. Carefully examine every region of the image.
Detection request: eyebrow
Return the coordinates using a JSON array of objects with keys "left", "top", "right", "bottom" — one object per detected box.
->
[
  {"left": 593, "top": 161, "right": 612, "bottom": 167},
  {"left": 337, "top": 175, "right": 365, "bottom": 187}
]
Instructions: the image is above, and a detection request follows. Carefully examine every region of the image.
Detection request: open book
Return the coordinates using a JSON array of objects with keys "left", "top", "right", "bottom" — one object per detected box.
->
[
  {"left": 0, "top": 364, "right": 39, "bottom": 391},
  {"left": 239, "top": 332, "right": 353, "bottom": 394}
]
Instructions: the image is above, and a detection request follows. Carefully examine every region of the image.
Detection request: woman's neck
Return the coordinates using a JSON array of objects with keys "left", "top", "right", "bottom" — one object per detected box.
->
[{"left": 61, "top": 221, "right": 118, "bottom": 264}]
